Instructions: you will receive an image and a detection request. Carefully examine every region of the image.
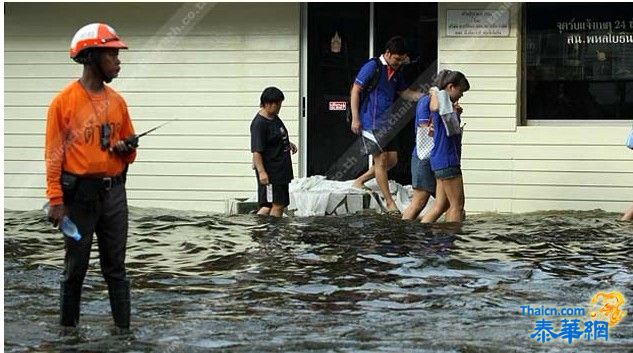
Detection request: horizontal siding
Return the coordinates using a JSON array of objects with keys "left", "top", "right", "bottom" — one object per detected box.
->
[
  {"left": 5, "top": 91, "right": 299, "bottom": 108},
  {"left": 5, "top": 188, "right": 255, "bottom": 200},
  {"left": 461, "top": 118, "right": 516, "bottom": 131},
  {"left": 463, "top": 126, "right": 629, "bottom": 145},
  {"left": 4, "top": 3, "right": 299, "bottom": 36},
  {"left": 4, "top": 134, "right": 300, "bottom": 150},
  {"left": 4, "top": 157, "right": 301, "bottom": 187},
  {"left": 462, "top": 77, "right": 517, "bottom": 90},
  {"left": 439, "top": 50, "right": 517, "bottom": 64},
  {"left": 5, "top": 117, "right": 300, "bottom": 136},
  {"left": 3, "top": 197, "right": 228, "bottom": 212},
  {"left": 6, "top": 2, "right": 632, "bottom": 215},
  {"left": 4, "top": 35, "right": 299, "bottom": 52},
  {"left": 462, "top": 104, "right": 516, "bottom": 118},
  {"left": 463, "top": 159, "right": 633, "bottom": 173},
  {"left": 6, "top": 77, "right": 300, "bottom": 92},
  {"left": 5, "top": 188, "right": 257, "bottom": 204},
  {"left": 4, "top": 2, "right": 300, "bottom": 212},
  {"left": 467, "top": 199, "right": 630, "bottom": 214},
  {"left": 5, "top": 63, "right": 298, "bottom": 78},
  {"left": 438, "top": 2, "right": 520, "bottom": 139},
  {"left": 439, "top": 3, "right": 633, "bottom": 213},
  {"left": 455, "top": 170, "right": 632, "bottom": 187},
  {"left": 440, "top": 63, "right": 517, "bottom": 77},
  {"left": 5, "top": 106, "right": 297, "bottom": 121},
  {"left": 465, "top": 144, "right": 632, "bottom": 161},
  {"left": 438, "top": 37, "right": 518, "bottom": 51},
  {"left": 6, "top": 174, "right": 299, "bottom": 191},
  {"left": 498, "top": 171, "right": 627, "bottom": 187},
  {"left": 466, "top": 185, "right": 631, "bottom": 203},
  {"left": 5, "top": 51, "right": 299, "bottom": 65},
  {"left": 457, "top": 91, "right": 516, "bottom": 105},
  {"left": 6, "top": 147, "right": 252, "bottom": 163},
  {"left": 5, "top": 160, "right": 255, "bottom": 176},
  {"left": 4, "top": 172, "right": 298, "bottom": 191}
]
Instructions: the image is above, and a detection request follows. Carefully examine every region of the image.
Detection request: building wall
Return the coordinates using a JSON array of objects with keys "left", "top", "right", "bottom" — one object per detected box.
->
[
  {"left": 438, "top": 2, "right": 633, "bottom": 213},
  {"left": 6, "top": 3, "right": 632, "bottom": 214},
  {"left": 5, "top": 3, "right": 300, "bottom": 212}
]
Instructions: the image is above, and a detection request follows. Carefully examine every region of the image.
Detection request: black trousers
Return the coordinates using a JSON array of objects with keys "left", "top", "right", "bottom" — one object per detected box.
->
[{"left": 61, "top": 182, "right": 129, "bottom": 291}]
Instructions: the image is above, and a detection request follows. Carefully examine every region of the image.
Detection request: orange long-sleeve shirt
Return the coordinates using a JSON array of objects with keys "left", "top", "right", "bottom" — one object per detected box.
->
[{"left": 45, "top": 81, "right": 136, "bottom": 206}]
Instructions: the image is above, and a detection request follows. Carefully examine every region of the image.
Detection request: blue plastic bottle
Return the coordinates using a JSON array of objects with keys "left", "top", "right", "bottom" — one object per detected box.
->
[{"left": 43, "top": 203, "right": 82, "bottom": 241}]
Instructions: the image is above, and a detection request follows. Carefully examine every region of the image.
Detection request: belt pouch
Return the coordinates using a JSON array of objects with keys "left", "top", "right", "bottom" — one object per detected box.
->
[{"left": 61, "top": 172, "right": 78, "bottom": 202}]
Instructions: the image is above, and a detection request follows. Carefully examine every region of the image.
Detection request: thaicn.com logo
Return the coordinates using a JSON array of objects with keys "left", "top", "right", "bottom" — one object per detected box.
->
[{"left": 520, "top": 291, "right": 627, "bottom": 344}]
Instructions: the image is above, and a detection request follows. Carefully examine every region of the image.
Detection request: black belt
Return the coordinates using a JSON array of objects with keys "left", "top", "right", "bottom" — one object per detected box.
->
[{"left": 77, "top": 174, "right": 125, "bottom": 191}]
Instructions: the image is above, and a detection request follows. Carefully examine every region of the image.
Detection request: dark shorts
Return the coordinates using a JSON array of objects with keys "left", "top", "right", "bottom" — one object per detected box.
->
[
  {"left": 257, "top": 183, "right": 290, "bottom": 208},
  {"left": 434, "top": 166, "right": 462, "bottom": 180},
  {"left": 361, "top": 130, "right": 399, "bottom": 155},
  {"left": 382, "top": 135, "right": 399, "bottom": 152},
  {"left": 411, "top": 155, "right": 436, "bottom": 195}
]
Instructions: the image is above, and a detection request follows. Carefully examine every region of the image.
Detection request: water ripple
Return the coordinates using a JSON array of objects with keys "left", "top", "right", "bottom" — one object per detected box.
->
[{"left": 4, "top": 208, "right": 633, "bottom": 352}]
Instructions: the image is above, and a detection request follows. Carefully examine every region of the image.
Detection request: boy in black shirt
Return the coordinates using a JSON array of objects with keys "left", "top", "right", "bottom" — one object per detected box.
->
[{"left": 250, "top": 87, "right": 297, "bottom": 217}]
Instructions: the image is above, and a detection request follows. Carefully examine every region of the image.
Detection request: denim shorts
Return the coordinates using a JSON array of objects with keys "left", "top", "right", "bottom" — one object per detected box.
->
[
  {"left": 434, "top": 166, "right": 462, "bottom": 180},
  {"left": 411, "top": 155, "right": 436, "bottom": 195}
]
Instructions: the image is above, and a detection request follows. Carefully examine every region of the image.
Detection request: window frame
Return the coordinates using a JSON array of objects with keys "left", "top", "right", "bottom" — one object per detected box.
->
[{"left": 521, "top": 3, "right": 633, "bottom": 126}]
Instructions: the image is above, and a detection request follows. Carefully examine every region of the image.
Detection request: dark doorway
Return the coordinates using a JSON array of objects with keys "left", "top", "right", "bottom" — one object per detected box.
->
[
  {"left": 307, "top": 3, "right": 438, "bottom": 185},
  {"left": 307, "top": 3, "right": 370, "bottom": 178}
]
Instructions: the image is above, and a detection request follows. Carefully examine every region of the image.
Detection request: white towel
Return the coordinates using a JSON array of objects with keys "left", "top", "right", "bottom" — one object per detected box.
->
[
  {"left": 437, "top": 89, "right": 454, "bottom": 116},
  {"left": 431, "top": 88, "right": 461, "bottom": 137}
]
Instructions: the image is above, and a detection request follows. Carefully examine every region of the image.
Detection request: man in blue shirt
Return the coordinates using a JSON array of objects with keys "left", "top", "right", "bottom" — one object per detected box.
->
[{"left": 350, "top": 36, "right": 423, "bottom": 213}]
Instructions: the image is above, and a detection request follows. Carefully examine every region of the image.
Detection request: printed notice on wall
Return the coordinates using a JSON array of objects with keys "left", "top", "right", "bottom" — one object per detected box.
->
[{"left": 446, "top": 10, "right": 510, "bottom": 37}]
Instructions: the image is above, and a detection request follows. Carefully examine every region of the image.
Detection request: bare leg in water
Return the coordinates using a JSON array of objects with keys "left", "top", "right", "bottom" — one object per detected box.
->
[
  {"left": 421, "top": 181, "right": 449, "bottom": 223},
  {"left": 402, "top": 188, "right": 432, "bottom": 220},
  {"left": 372, "top": 151, "right": 398, "bottom": 211},
  {"left": 622, "top": 204, "right": 633, "bottom": 221}
]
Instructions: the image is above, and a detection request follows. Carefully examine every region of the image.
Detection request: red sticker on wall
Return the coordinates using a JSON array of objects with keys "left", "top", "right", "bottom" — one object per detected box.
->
[{"left": 329, "top": 101, "right": 347, "bottom": 111}]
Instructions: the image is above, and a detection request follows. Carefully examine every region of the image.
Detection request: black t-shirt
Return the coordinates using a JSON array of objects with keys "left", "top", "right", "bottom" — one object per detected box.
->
[{"left": 250, "top": 113, "right": 293, "bottom": 184}]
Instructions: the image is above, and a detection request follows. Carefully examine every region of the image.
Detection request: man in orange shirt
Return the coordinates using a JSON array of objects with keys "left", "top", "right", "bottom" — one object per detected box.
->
[{"left": 45, "top": 23, "right": 136, "bottom": 332}]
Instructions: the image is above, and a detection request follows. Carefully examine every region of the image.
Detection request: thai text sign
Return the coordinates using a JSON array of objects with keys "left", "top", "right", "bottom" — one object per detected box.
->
[{"left": 447, "top": 9, "right": 510, "bottom": 37}]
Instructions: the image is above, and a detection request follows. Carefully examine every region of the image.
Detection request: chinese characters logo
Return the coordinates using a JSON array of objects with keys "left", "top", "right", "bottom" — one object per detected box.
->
[{"left": 522, "top": 291, "right": 627, "bottom": 344}]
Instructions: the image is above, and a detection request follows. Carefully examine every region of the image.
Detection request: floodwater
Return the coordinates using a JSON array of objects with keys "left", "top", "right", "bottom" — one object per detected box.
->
[{"left": 4, "top": 208, "right": 633, "bottom": 352}]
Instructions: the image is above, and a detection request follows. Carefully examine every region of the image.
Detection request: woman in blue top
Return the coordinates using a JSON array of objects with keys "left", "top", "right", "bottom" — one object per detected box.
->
[
  {"left": 421, "top": 70, "right": 470, "bottom": 223},
  {"left": 401, "top": 95, "right": 436, "bottom": 220}
]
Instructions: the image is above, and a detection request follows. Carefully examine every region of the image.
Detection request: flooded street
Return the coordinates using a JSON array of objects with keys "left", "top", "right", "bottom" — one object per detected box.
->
[{"left": 4, "top": 208, "right": 633, "bottom": 352}]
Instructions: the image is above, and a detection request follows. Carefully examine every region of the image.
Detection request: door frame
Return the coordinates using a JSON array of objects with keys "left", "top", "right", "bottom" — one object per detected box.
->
[
  {"left": 299, "top": 3, "right": 376, "bottom": 177},
  {"left": 300, "top": 3, "right": 308, "bottom": 177}
]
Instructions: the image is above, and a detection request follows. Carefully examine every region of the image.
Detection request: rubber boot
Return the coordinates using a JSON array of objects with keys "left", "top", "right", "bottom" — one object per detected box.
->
[
  {"left": 60, "top": 281, "right": 82, "bottom": 327},
  {"left": 107, "top": 280, "right": 131, "bottom": 332}
]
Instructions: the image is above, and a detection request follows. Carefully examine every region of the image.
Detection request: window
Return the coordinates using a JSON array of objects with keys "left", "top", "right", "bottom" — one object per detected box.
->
[{"left": 525, "top": 3, "right": 633, "bottom": 120}]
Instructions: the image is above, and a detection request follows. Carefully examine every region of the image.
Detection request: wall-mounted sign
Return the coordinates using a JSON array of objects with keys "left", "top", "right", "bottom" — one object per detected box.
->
[
  {"left": 446, "top": 9, "right": 510, "bottom": 37},
  {"left": 328, "top": 101, "right": 347, "bottom": 111}
]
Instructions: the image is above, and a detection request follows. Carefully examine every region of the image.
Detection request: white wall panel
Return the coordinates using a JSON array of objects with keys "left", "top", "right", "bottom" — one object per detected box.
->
[
  {"left": 4, "top": 2, "right": 301, "bottom": 212},
  {"left": 439, "top": 3, "right": 633, "bottom": 213}
]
